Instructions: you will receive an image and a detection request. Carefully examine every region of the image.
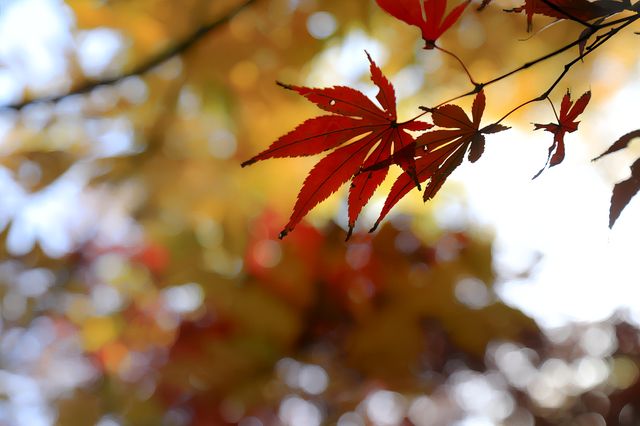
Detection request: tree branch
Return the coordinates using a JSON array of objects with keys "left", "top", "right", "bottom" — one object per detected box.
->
[
  {"left": 429, "top": 12, "right": 639, "bottom": 109},
  {"left": 2, "top": 0, "right": 257, "bottom": 111},
  {"left": 492, "top": 13, "right": 640, "bottom": 124}
]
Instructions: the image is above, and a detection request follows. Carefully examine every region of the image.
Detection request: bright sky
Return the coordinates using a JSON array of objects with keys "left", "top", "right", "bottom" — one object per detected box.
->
[{"left": 456, "top": 119, "right": 640, "bottom": 328}]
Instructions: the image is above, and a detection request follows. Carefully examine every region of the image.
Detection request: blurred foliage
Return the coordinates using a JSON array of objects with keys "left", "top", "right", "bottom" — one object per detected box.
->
[{"left": 0, "top": 0, "right": 640, "bottom": 425}]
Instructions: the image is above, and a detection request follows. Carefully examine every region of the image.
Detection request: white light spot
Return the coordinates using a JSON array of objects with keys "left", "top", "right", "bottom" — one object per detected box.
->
[
  {"left": 298, "top": 364, "right": 329, "bottom": 395},
  {"left": 17, "top": 268, "right": 54, "bottom": 297},
  {"left": 408, "top": 396, "right": 439, "bottom": 426},
  {"left": 454, "top": 416, "right": 496, "bottom": 426},
  {"left": 572, "top": 357, "right": 609, "bottom": 390},
  {"left": 455, "top": 278, "right": 491, "bottom": 309},
  {"left": 0, "top": 0, "right": 74, "bottom": 94},
  {"left": 494, "top": 344, "right": 537, "bottom": 389},
  {"left": 163, "top": 283, "right": 204, "bottom": 314},
  {"left": 0, "top": 69, "right": 22, "bottom": 104},
  {"left": 118, "top": 76, "right": 148, "bottom": 104},
  {"left": 91, "top": 284, "right": 122, "bottom": 315},
  {"left": 420, "top": 50, "right": 442, "bottom": 74},
  {"left": 93, "top": 117, "right": 135, "bottom": 157},
  {"left": 95, "top": 416, "right": 120, "bottom": 426},
  {"left": 94, "top": 253, "right": 127, "bottom": 282},
  {"left": 279, "top": 395, "right": 322, "bottom": 426},
  {"left": 392, "top": 65, "right": 424, "bottom": 100},
  {"left": 366, "top": 390, "right": 406, "bottom": 425},
  {"left": 305, "top": 30, "right": 385, "bottom": 86},
  {"left": 178, "top": 85, "right": 201, "bottom": 116},
  {"left": 277, "top": 358, "right": 302, "bottom": 388},
  {"left": 580, "top": 325, "right": 617, "bottom": 357},
  {"left": 76, "top": 28, "right": 123, "bottom": 77},
  {"left": 337, "top": 412, "right": 365, "bottom": 426},
  {"left": 307, "top": 12, "right": 337, "bottom": 40},
  {"left": 456, "top": 15, "right": 485, "bottom": 49},
  {"left": 208, "top": 129, "right": 237, "bottom": 160},
  {"left": 539, "top": 358, "right": 572, "bottom": 389},
  {"left": 450, "top": 371, "right": 514, "bottom": 420}
]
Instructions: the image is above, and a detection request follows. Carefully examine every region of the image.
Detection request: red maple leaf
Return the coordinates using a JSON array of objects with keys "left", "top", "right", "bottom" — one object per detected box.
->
[
  {"left": 242, "top": 52, "right": 431, "bottom": 239},
  {"left": 376, "top": 0, "right": 470, "bottom": 49},
  {"left": 533, "top": 90, "right": 591, "bottom": 178},
  {"left": 369, "top": 90, "right": 509, "bottom": 230}
]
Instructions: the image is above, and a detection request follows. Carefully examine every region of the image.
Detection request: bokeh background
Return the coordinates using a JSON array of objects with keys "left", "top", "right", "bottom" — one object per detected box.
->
[{"left": 0, "top": 0, "right": 640, "bottom": 425}]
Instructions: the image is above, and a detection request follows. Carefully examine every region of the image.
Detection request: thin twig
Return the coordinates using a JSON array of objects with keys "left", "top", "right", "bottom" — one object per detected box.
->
[
  {"left": 429, "top": 12, "right": 639, "bottom": 109},
  {"left": 436, "top": 45, "right": 478, "bottom": 86},
  {"left": 2, "top": 0, "right": 257, "bottom": 111},
  {"left": 492, "top": 13, "right": 640, "bottom": 124}
]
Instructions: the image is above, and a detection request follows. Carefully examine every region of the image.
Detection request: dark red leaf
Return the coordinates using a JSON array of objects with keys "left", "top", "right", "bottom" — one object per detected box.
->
[
  {"left": 371, "top": 132, "right": 467, "bottom": 231},
  {"left": 481, "top": 123, "right": 510, "bottom": 134},
  {"left": 370, "top": 90, "right": 509, "bottom": 230},
  {"left": 593, "top": 129, "right": 640, "bottom": 161},
  {"left": 366, "top": 51, "right": 396, "bottom": 119},
  {"left": 609, "top": 157, "right": 640, "bottom": 228},
  {"left": 347, "top": 140, "right": 393, "bottom": 238},
  {"left": 471, "top": 86, "right": 486, "bottom": 128},
  {"left": 468, "top": 134, "right": 485, "bottom": 163},
  {"left": 280, "top": 137, "right": 373, "bottom": 239},
  {"left": 533, "top": 90, "right": 591, "bottom": 178}
]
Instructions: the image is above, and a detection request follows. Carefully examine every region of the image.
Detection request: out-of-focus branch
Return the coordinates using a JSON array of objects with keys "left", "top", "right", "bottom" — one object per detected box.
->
[{"left": 2, "top": 0, "right": 257, "bottom": 111}]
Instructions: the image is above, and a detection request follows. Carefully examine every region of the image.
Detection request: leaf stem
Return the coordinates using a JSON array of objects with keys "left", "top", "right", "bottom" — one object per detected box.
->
[{"left": 435, "top": 45, "right": 478, "bottom": 86}]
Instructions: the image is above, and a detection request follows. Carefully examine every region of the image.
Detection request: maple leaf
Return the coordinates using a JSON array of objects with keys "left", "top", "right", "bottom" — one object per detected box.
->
[
  {"left": 506, "top": 0, "right": 623, "bottom": 31},
  {"left": 241, "top": 52, "right": 431, "bottom": 239},
  {"left": 533, "top": 90, "right": 591, "bottom": 179},
  {"left": 608, "top": 158, "right": 640, "bottom": 228},
  {"left": 592, "top": 129, "right": 640, "bottom": 227},
  {"left": 592, "top": 129, "right": 640, "bottom": 161},
  {"left": 375, "top": 0, "right": 470, "bottom": 49},
  {"left": 368, "top": 90, "right": 509, "bottom": 231}
]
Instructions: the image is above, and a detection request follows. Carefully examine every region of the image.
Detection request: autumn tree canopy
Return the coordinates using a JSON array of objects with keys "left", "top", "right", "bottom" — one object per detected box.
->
[{"left": 0, "top": 0, "right": 639, "bottom": 425}]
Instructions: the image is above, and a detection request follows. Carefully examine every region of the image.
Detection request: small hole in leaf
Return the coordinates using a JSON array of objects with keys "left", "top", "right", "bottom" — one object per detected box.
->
[{"left": 329, "top": 100, "right": 336, "bottom": 106}]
